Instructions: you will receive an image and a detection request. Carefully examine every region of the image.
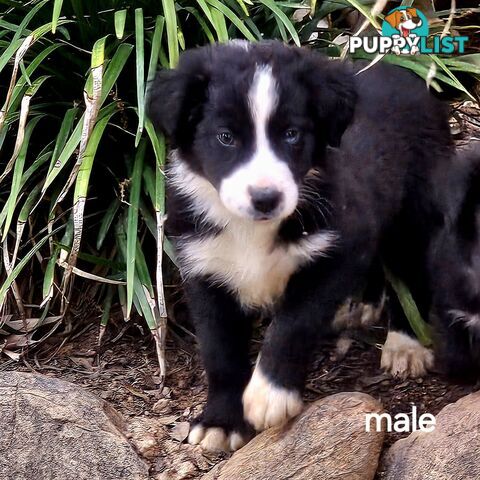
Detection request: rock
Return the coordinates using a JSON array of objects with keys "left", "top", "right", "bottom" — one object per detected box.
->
[
  {"left": 380, "top": 391, "right": 480, "bottom": 479},
  {"left": 169, "top": 422, "right": 190, "bottom": 443},
  {"left": 0, "top": 372, "right": 149, "bottom": 480},
  {"left": 128, "top": 417, "right": 210, "bottom": 480},
  {"left": 152, "top": 398, "right": 171, "bottom": 414},
  {"left": 203, "top": 392, "right": 384, "bottom": 480},
  {"left": 129, "top": 416, "right": 168, "bottom": 459},
  {"left": 154, "top": 459, "right": 199, "bottom": 480}
]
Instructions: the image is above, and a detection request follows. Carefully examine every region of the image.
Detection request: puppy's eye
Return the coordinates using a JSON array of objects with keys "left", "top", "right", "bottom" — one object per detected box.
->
[
  {"left": 217, "top": 130, "right": 235, "bottom": 146},
  {"left": 284, "top": 128, "right": 301, "bottom": 145}
]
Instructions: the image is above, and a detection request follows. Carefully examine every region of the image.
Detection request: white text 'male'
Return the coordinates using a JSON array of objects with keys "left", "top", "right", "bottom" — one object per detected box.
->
[{"left": 365, "top": 406, "right": 436, "bottom": 433}]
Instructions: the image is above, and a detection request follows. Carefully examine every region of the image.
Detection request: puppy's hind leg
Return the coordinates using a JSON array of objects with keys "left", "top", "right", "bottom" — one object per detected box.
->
[{"left": 332, "top": 260, "right": 386, "bottom": 361}]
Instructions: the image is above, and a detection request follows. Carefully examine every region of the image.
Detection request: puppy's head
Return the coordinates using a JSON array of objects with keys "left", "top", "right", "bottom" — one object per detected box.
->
[{"left": 148, "top": 41, "right": 356, "bottom": 222}]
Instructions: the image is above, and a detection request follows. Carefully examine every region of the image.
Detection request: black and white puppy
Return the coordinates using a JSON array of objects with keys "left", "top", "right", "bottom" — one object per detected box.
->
[
  {"left": 148, "top": 40, "right": 452, "bottom": 451},
  {"left": 429, "top": 144, "right": 480, "bottom": 380}
]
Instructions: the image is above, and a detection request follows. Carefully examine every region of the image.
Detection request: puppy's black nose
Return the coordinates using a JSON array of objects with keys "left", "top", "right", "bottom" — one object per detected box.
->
[{"left": 248, "top": 186, "right": 283, "bottom": 215}]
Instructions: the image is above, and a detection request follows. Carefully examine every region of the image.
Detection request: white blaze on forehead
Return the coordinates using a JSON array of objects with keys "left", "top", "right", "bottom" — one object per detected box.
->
[
  {"left": 249, "top": 65, "right": 279, "bottom": 134},
  {"left": 219, "top": 65, "right": 299, "bottom": 220}
]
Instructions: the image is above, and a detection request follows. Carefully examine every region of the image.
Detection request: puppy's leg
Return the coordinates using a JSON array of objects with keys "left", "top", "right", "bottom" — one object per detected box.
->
[
  {"left": 381, "top": 288, "right": 434, "bottom": 379},
  {"left": 333, "top": 259, "right": 385, "bottom": 333},
  {"left": 186, "top": 279, "right": 253, "bottom": 452},
  {"left": 332, "top": 259, "right": 385, "bottom": 360},
  {"left": 243, "top": 252, "right": 372, "bottom": 431}
]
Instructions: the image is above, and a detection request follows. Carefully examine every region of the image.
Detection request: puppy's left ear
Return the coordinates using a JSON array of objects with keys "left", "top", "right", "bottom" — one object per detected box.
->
[{"left": 303, "top": 55, "right": 357, "bottom": 147}]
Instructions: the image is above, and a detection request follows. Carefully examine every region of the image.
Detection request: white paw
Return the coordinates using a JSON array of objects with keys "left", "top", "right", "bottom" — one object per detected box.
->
[
  {"left": 242, "top": 364, "right": 303, "bottom": 431},
  {"left": 381, "top": 331, "right": 434, "bottom": 379},
  {"left": 188, "top": 424, "right": 247, "bottom": 452}
]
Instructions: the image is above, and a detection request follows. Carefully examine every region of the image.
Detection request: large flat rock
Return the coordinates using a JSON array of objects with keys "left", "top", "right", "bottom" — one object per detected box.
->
[
  {"left": 203, "top": 392, "right": 385, "bottom": 480},
  {"left": 0, "top": 371, "right": 149, "bottom": 480},
  {"left": 380, "top": 390, "right": 480, "bottom": 479}
]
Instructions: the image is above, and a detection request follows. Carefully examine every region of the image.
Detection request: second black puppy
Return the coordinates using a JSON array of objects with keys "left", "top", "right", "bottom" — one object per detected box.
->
[
  {"left": 429, "top": 145, "right": 480, "bottom": 379},
  {"left": 148, "top": 41, "right": 452, "bottom": 451}
]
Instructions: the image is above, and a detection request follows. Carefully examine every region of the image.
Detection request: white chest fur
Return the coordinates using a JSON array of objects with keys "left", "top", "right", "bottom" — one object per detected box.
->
[{"left": 178, "top": 222, "right": 335, "bottom": 308}]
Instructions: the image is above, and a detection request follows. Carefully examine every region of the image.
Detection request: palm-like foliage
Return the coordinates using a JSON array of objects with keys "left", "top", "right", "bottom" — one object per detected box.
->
[{"left": 0, "top": 0, "right": 478, "bottom": 370}]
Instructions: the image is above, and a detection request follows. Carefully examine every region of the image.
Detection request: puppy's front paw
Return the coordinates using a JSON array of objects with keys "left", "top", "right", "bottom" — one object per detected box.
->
[
  {"left": 188, "top": 424, "right": 248, "bottom": 452},
  {"left": 242, "top": 364, "right": 303, "bottom": 431},
  {"left": 381, "top": 331, "right": 434, "bottom": 379}
]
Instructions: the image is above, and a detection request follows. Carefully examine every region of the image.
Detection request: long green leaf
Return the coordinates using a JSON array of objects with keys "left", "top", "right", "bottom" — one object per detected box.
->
[
  {"left": 211, "top": 8, "right": 229, "bottom": 42},
  {"left": 52, "top": 0, "right": 64, "bottom": 33},
  {"left": 97, "top": 199, "right": 120, "bottom": 250},
  {"left": 147, "top": 16, "right": 165, "bottom": 83},
  {"left": 67, "top": 109, "right": 118, "bottom": 286},
  {"left": 256, "top": 0, "right": 300, "bottom": 45},
  {"left": 126, "top": 140, "right": 146, "bottom": 318},
  {"left": 2, "top": 116, "right": 43, "bottom": 240},
  {"left": 384, "top": 267, "right": 433, "bottom": 347},
  {"left": 114, "top": 9, "right": 127, "bottom": 39},
  {"left": 42, "top": 247, "right": 59, "bottom": 306},
  {"left": 73, "top": 110, "right": 118, "bottom": 201},
  {"left": 135, "top": 8, "right": 145, "bottom": 146},
  {"left": 206, "top": 0, "right": 256, "bottom": 41},
  {"left": 0, "top": 38, "right": 23, "bottom": 76},
  {"left": 101, "top": 43, "right": 133, "bottom": 104},
  {"left": 0, "top": 224, "right": 65, "bottom": 308},
  {"left": 8, "top": 44, "right": 63, "bottom": 115},
  {"left": 13, "top": 0, "right": 49, "bottom": 42},
  {"left": 162, "top": 0, "right": 180, "bottom": 67},
  {"left": 42, "top": 103, "right": 117, "bottom": 195}
]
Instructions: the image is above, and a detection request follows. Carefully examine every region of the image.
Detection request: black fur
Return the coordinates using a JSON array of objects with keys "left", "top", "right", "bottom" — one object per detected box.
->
[
  {"left": 429, "top": 145, "right": 480, "bottom": 379},
  {"left": 148, "top": 41, "right": 453, "bottom": 440}
]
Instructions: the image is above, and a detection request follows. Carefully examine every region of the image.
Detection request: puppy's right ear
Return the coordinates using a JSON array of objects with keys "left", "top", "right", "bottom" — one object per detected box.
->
[{"left": 147, "top": 48, "right": 211, "bottom": 147}]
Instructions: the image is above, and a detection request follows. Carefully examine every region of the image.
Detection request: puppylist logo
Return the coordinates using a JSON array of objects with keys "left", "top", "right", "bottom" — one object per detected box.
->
[{"left": 349, "top": 6, "right": 468, "bottom": 55}]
